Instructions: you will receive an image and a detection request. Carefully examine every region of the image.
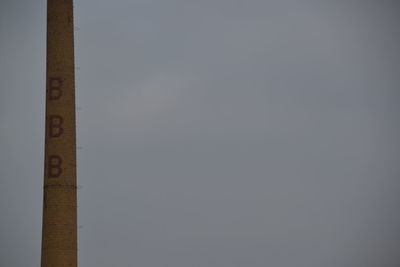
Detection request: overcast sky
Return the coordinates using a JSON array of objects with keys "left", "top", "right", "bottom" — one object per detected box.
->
[{"left": 1, "top": 0, "right": 400, "bottom": 266}]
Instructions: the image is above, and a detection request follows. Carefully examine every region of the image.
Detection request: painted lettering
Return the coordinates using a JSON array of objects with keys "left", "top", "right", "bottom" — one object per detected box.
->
[
  {"left": 48, "top": 155, "right": 63, "bottom": 178},
  {"left": 48, "top": 115, "right": 64, "bottom": 138},
  {"left": 48, "top": 77, "right": 63, "bottom": 100}
]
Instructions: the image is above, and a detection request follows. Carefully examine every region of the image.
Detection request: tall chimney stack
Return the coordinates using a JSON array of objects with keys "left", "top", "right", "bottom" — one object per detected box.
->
[{"left": 41, "top": 1, "right": 77, "bottom": 266}]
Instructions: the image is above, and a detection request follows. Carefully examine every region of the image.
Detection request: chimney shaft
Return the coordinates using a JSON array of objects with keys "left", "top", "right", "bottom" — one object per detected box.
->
[{"left": 41, "top": 1, "right": 77, "bottom": 266}]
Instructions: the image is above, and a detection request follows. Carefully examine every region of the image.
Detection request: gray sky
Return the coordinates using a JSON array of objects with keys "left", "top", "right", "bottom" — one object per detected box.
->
[{"left": 1, "top": 0, "right": 400, "bottom": 266}]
